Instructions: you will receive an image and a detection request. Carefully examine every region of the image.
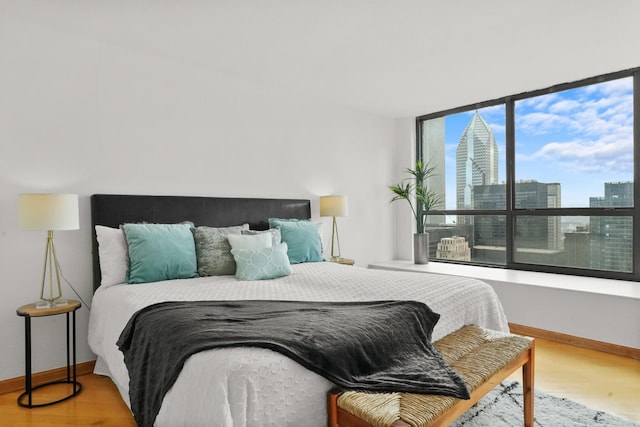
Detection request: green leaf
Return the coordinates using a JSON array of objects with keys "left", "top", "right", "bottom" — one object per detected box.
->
[{"left": 388, "top": 160, "right": 442, "bottom": 233}]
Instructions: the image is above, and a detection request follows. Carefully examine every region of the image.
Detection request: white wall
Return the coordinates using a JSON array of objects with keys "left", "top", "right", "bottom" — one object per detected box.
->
[
  {"left": 0, "top": 15, "right": 400, "bottom": 380},
  {"left": 489, "top": 279, "right": 640, "bottom": 349}
]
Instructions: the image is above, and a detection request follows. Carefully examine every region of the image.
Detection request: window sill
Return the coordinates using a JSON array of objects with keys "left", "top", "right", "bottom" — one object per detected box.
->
[{"left": 368, "top": 260, "right": 640, "bottom": 300}]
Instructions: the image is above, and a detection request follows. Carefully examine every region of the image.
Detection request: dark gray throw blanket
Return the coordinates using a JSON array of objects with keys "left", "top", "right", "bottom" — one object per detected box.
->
[{"left": 117, "top": 300, "right": 470, "bottom": 427}]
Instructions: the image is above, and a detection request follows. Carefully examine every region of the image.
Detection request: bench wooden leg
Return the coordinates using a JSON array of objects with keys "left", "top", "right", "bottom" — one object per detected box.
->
[
  {"left": 327, "top": 391, "right": 339, "bottom": 427},
  {"left": 522, "top": 343, "right": 535, "bottom": 427}
]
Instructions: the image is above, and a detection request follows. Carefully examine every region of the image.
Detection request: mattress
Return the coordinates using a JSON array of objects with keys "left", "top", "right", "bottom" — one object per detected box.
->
[{"left": 88, "top": 262, "right": 509, "bottom": 427}]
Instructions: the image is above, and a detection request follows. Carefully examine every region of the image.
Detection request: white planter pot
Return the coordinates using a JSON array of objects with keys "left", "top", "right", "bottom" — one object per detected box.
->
[{"left": 414, "top": 233, "right": 429, "bottom": 264}]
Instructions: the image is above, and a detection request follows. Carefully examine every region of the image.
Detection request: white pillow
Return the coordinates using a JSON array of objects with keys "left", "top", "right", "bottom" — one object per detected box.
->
[
  {"left": 241, "top": 228, "right": 282, "bottom": 246},
  {"left": 95, "top": 225, "right": 128, "bottom": 288},
  {"left": 227, "top": 232, "right": 273, "bottom": 250}
]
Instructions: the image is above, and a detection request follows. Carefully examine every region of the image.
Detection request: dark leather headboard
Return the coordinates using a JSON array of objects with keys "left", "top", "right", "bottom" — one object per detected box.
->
[{"left": 90, "top": 194, "right": 312, "bottom": 291}]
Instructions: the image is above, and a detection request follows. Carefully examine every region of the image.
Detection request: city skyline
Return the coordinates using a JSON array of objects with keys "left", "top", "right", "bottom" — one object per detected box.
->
[{"left": 441, "top": 76, "right": 633, "bottom": 209}]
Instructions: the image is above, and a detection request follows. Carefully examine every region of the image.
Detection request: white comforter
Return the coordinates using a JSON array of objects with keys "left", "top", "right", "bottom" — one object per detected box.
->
[{"left": 88, "top": 262, "right": 508, "bottom": 427}]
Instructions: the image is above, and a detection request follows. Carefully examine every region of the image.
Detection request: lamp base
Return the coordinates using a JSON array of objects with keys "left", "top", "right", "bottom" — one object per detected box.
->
[
  {"left": 35, "top": 299, "right": 68, "bottom": 310},
  {"left": 331, "top": 257, "right": 354, "bottom": 266}
]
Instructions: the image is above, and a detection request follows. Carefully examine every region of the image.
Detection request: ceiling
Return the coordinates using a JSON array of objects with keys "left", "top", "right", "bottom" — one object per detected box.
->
[{"left": 2, "top": 0, "right": 640, "bottom": 118}]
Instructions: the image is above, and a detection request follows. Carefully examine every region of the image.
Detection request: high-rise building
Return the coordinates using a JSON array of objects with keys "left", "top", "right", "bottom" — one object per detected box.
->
[
  {"left": 515, "top": 181, "right": 562, "bottom": 251},
  {"left": 563, "top": 227, "right": 591, "bottom": 269},
  {"left": 473, "top": 180, "right": 562, "bottom": 251},
  {"left": 456, "top": 111, "right": 499, "bottom": 211},
  {"left": 589, "top": 181, "right": 633, "bottom": 272},
  {"left": 421, "top": 117, "right": 446, "bottom": 225}
]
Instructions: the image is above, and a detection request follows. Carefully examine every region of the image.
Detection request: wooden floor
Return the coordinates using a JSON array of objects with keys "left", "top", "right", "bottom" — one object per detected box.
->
[
  {"left": 507, "top": 339, "right": 640, "bottom": 423},
  {"left": 1, "top": 338, "right": 639, "bottom": 426}
]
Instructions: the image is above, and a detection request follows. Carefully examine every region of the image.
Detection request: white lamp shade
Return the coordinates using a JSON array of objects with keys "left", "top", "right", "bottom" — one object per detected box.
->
[
  {"left": 320, "top": 195, "right": 348, "bottom": 217},
  {"left": 19, "top": 193, "right": 80, "bottom": 231}
]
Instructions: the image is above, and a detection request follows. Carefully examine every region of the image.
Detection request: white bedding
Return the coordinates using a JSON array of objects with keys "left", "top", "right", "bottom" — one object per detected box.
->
[{"left": 88, "top": 262, "right": 508, "bottom": 427}]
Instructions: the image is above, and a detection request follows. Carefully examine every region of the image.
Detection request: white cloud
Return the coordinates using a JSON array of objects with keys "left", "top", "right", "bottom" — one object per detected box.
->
[
  {"left": 549, "top": 99, "right": 580, "bottom": 114},
  {"left": 516, "top": 112, "right": 571, "bottom": 135},
  {"left": 583, "top": 77, "right": 633, "bottom": 96},
  {"left": 517, "top": 93, "right": 559, "bottom": 111},
  {"left": 517, "top": 79, "right": 633, "bottom": 148},
  {"left": 524, "top": 136, "right": 633, "bottom": 174},
  {"left": 488, "top": 122, "right": 505, "bottom": 135}
]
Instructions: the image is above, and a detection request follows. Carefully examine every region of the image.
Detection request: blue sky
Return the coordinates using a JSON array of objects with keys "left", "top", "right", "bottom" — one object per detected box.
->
[{"left": 441, "top": 77, "right": 633, "bottom": 208}]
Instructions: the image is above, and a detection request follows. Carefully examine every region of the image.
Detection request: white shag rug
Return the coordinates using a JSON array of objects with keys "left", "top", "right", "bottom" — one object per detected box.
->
[{"left": 451, "top": 381, "right": 639, "bottom": 427}]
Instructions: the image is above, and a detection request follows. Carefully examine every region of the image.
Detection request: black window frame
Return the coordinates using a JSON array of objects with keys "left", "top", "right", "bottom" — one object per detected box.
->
[{"left": 416, "top": 67, "right": 640, "bottom": 282}]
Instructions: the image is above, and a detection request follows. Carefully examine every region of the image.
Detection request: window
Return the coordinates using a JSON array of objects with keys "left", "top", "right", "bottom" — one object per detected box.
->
[{"left": 417, "top": 68, "right": 638, "bottom": 281}]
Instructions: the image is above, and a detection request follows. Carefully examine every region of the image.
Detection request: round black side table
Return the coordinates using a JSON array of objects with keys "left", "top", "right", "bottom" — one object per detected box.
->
[{"left": 16, "top": 300, "right": 82, "bottom": 407}]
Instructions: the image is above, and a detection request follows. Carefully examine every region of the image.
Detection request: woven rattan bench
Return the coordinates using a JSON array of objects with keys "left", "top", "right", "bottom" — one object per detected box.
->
[{"left": 327, "top": 325, "right": 535, "bottom": 427}]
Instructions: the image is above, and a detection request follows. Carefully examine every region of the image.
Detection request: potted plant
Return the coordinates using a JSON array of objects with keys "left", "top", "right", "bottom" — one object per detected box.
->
[{"left": 389, "top": 160, "right": 442, "bottom": 264}]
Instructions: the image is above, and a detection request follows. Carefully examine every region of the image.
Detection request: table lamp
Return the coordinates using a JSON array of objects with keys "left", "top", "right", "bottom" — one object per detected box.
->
[
  {"left": 319, "top": 195, "right": 348, "bottom": 261},
  {"left": 19, "top": 193, "right": 79, "bottom": 308}
]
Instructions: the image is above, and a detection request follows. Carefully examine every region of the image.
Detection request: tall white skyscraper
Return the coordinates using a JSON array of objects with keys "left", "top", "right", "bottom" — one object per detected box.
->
[{"left": 456, "top": 111, "right": 499, "bottom": 210}]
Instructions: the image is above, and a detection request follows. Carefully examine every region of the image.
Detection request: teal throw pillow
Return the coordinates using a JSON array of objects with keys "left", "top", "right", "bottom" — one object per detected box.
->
[
  {"left": 122, "top": 223, "right": 198, "bottom": 284},
  {"left": 268, "top": 218, "right": 323, "bottom": 264},
  {"left": 231, "top": 243, "right": 293, "bottom": 281}
]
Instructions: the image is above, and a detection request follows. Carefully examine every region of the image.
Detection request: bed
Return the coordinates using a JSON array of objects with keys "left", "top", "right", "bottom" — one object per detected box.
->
[{"left": 87, "top": 194, "right": 509, "bottom": 427}]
